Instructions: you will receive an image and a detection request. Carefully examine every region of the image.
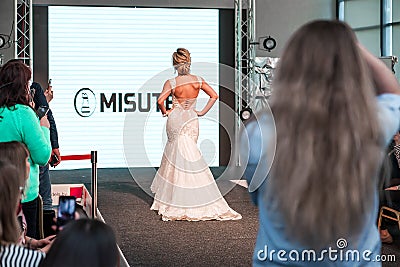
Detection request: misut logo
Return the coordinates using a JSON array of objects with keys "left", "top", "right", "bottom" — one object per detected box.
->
[
  {"left": 74, "top": 88, "right": 96, "bottom": 117},
  {"left": 74, "top": 88, "right": 173, "bottom": 117}
]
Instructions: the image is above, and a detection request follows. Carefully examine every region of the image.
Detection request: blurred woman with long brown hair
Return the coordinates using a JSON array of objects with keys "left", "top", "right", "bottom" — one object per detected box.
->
[
  {"left": 0, "top": 160, "right": 45, "bottom": 266},
  {"left": 241, "top": 20, "right": 400, "bottom": 266}
]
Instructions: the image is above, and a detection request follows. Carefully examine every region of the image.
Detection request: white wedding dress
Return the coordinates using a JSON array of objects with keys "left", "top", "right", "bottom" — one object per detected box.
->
[{"left": 150, "top": 77, "right": 242, "bottom": 221}]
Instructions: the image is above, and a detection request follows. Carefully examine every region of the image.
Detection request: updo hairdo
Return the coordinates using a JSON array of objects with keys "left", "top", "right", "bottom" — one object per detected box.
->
[{"left": 172, "top": 48, "right": 191, "bottom": 75}]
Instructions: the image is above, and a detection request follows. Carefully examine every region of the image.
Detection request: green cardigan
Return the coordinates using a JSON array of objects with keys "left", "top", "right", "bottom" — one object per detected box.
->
[{"left": 0, "top": 104, "right": 51, "bottom": 203}]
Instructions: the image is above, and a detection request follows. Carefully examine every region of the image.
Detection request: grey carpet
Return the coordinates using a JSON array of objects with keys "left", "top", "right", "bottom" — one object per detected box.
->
[
  {"left": 49, "top": 168, "right": 399, "bottom": 266},
  {"left": 50, "top": 167, "right": 256, "bottom": 267}
]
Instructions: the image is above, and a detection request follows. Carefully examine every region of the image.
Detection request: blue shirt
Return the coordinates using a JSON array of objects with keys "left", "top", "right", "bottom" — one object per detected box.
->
[{"left": 240, "top": 94, "right": 400, "bottom": 266}]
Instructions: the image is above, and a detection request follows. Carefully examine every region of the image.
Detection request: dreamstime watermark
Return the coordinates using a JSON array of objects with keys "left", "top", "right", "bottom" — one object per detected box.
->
[{"left": 257, "top": 238, "right": 396, "bottom": 263}]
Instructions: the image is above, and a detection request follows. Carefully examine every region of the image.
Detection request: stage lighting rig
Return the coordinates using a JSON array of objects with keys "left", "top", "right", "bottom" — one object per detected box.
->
[
  {"left": 0, "top": 34, "right": 11, "bottom": 50},
  {"left": 240, "top": 107, "right": 252, "bottom": 121},
  {"left": 251, "top": 36, "right": 277, "bottom": 52},
  {"left": 0, "top": 21, "right": 14, "bottom": 50},
  {"left": 259, "top": 36, "right": 276, "bottom": 52},
  {"left": 0, "top": 35, "right": 6, "bottom": 49}
]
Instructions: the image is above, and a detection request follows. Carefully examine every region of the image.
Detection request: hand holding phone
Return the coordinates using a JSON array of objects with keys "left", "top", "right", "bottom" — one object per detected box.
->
[
  {"left": 49, "top": 148, "right": 61, "bottom": 167},
  {"left": 36, "top": 106, "right": 49, "bottom": 119},
  {"left": 49, "top": 154, "right": 59, "bottom": 167},
  {"left": 45, "top": 79, "right": 54, "bottom": 103},
  {"left": 57, "top": 196, "right": 76, "bottom": 229}
]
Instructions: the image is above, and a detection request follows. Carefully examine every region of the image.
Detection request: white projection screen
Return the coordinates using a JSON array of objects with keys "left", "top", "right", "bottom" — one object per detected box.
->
[{"left": 48, "top": 6, "right": 219, "bottom": 169}]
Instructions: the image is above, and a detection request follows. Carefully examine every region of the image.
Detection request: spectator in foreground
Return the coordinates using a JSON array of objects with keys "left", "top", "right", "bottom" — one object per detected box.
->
[
  {"left": 241, "top": 20, "right": 400, "bottom": 266},
  {"left": 0, "top": 160, "right": 45, "bottom": 266},
  {"left": 379, "top": 132, "right": 400, "bottom": 243},
  {"left": 40, "top": 218, "right": 119, "bottom": 267},
  {"left": 0, "top": 141, "right": 55, "bottom": 252}
]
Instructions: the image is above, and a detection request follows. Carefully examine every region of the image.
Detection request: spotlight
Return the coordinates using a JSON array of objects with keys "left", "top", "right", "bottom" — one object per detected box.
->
[
  {"left": 240, "top": 107, "right": 252, "bottom": 120},
  {"left": 0, "top": 35, "right": 6, "bottom": 49},
  {"left": 259, "top": 36, "right": 276, "bottom": 52}
]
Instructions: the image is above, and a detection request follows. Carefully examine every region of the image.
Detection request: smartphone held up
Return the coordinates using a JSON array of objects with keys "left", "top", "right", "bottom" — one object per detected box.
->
[
  {"left": 45, "top": 78, "right": 54, "bottom": 103},
  {"left": 57, "top": 196, "right": 76, "bottom": 229},
  {"left": 36, "top": 106, "right": 49, "bottom": 119}
]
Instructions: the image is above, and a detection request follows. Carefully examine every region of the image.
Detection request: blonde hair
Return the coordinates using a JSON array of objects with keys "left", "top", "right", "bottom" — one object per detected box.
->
[
  {"left": 268, "top": 20, "right": 382, "bottom": 248},
  {"left": 173, "top": 48, "right": 191, "bottom": 75}
]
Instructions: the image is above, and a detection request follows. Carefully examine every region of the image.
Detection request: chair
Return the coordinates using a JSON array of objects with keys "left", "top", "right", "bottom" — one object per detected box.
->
[{"left": 377, "top": 206, "right": 400, "bottom": 231}]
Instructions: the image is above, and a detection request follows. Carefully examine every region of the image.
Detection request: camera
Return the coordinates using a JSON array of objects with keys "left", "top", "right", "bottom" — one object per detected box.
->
[
  {"left": 36, "top": 106, "right": 49, "bottom": 119},
  {"left": 57, "top": 196, "right": 76, "bottom": 228}
]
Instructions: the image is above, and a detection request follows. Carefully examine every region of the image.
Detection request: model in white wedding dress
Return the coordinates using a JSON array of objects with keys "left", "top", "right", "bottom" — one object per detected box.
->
[{"left": 150, "top": 48, "right": 241, "bottom": 221}]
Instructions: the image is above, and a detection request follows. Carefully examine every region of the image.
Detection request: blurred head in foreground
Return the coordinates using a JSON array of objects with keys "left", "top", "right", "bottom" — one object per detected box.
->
[
  {"left": 0, "top": 160, "right": 24, "bottom": 244},
  {"left": 41, "top": 218, "right": 118, "bottom": 267},
  {"left": 269, "top": 20, "right": 381, "bottom": 247}
]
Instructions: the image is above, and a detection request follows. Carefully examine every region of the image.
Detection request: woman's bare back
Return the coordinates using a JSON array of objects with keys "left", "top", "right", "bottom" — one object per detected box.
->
[
  {"left": 172, "top": 74, "right": 201, "bottom": 99},
  {"left": 158, "top": 73, "right": 218, "bottom": 117}
]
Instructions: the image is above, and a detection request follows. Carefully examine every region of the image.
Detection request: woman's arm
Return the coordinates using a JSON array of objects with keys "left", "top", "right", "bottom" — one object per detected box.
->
[
  {"left": 157, "top": 80, "right": 172, "bottom": 116},
  {"left": 358, "top": 44, "right": 400, "bottom": 95},
  {"left": 32, "top": 82, "right": 60, "bottom": 150},
  {"left": 239, "top": 112, "right": 276, "bottom": 205},
  {"left": 196, "top": 78, "right": 218, "bottom": 117},
  {"left": 21, "top": 107, "right": 51, "bottom": 165}
]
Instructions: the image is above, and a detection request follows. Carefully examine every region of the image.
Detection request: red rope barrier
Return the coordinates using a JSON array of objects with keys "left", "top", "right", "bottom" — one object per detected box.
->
[{"left": 62, "top": 154, "right": 91, "bottom": 161}]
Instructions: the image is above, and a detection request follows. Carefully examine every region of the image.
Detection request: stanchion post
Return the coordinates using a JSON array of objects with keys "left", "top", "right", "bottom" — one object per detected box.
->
[{"left": 91, "top": 151, "right": 98, "bottom": 219}]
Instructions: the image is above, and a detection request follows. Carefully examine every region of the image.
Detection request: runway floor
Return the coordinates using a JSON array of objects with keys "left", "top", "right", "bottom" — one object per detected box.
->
[{"left": 49, "top": 167, "right": 400, "bottom": 267}]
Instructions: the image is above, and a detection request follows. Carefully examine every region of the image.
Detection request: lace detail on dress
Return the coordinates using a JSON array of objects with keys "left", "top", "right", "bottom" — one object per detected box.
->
[
  {"left": 166, "top": 121, "right": 199, "bottom": 142},
  {"left": 166, "top": 96, "right": 198, "bottom": 142},
  {"left": 172, "top": 96, "right": 196, "bottom": 110}
]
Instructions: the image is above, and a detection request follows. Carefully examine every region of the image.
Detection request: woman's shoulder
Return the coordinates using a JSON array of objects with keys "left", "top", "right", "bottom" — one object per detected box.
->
[
  {"left": 1, "top": 243, "right": 45, "bottom": 262},
  {"left": 376, "top": 93, "right": 400, "bottom": 116},
  {"left": 376, "top": 93, "right": 400, "bottom": 144},
  {"left": 12, "top": 104, "right": 36, "bottom": 115},
  {"left": 15, "top": 104, "right": 32, "bottom": 110},
  {"left": 377, "top": 93, "right": 400, "bottom": 104},
  {"left": 0, "top": 104, "right": 33, "bottom": 113},
  {"left": 174, "top": 74, "right": 201, "bottom": 80},
  {"left": 189, "top": 74, "right": 203, "bottom": 81},
  {"left": 173, "top": 74, "right": 202, "bottom": 87}
]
